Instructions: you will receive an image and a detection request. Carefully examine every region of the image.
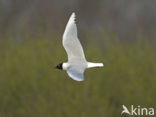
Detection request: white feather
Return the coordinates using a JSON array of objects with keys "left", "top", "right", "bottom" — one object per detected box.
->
[
  {"left": 87, "top": 62, "right": 104, "bottom": 68},
  {"left": 63, "top": 12, "right": 86, "bottom": 61},
  {"left": 61, "top": 13, "right": 104, "bottom": 81}
]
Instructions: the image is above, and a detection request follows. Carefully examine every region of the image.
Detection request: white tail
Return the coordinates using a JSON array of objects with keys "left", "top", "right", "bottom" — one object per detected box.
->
[{"left": 87, "top": 62, "right": 104, "bottom": 68}]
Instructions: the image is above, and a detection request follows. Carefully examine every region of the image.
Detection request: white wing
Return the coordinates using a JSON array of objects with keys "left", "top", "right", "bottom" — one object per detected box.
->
[
  {"left": 66, "top": 64, "right": 85, "bottom": 81},
  {"left": 63, "top": 13, "right": 86, "bottom": 62}
]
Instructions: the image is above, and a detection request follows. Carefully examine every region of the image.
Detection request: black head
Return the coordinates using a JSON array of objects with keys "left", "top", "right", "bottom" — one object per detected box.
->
[{"left": 55, "top": 63, "right": 63, "bottom": 70}]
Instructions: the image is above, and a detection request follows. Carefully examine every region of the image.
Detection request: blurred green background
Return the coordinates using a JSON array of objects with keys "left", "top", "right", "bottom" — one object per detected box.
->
[{"left": 0, "top": 0, "right": 156, "bottom": 117}]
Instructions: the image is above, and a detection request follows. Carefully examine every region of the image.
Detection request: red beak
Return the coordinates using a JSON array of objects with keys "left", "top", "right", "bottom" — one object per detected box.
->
[{"left": 53, "top": 66, "right": 56, "bottom": 69}]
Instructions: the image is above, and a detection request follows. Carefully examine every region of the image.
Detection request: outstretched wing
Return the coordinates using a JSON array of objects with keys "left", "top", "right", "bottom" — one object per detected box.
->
[
  {"left": 62, "top": 13, "right": 86, "bottom": 62},
  {"left": 66, "top": 64, "right": 86, "bottom": 81}
]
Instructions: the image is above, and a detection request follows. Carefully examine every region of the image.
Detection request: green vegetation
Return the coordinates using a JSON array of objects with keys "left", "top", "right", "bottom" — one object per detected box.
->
[{"left": 0, "top": 34, "right": 156, "bottom": 117}]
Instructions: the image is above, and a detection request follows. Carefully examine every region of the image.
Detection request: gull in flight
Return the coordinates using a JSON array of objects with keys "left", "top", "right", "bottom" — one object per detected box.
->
[{"left": 54, "top": 12, "right": 104, "bottom": 81}]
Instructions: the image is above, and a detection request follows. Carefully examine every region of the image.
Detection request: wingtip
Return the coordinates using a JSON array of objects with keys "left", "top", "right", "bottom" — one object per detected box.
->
[
  {"left": 62, "top": 12, "right": 77, "bottom": 39},
  {"left": 66, "top": 12, "right": 76, "bottom": 26},
  {"left": 70, "top": 12, "right": 76, "bottom": 20},
  {"left": 71, "top": 12, "right": 75, "bottom": 16}
]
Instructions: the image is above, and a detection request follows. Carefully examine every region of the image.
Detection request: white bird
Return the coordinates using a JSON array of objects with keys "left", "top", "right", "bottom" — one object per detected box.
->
[{"left": 54, "top": 12, "right": 104, "bottom": 81}]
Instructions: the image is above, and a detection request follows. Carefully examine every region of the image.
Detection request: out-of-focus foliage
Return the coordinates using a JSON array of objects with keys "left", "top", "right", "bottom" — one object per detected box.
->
[
  {"left": 0, "top": 0, "right": 156, "bottom": 117},
  {"left": 0, "top": 0, "right": 156, "bottom": 41},
  {"left": 0, "top": 34, "right": 155, "bottom": 117}
]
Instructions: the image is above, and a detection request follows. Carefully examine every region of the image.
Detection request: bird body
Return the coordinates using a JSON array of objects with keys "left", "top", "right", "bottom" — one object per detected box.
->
[{"left": 55, "top": 12, "right": 104, "bottom": 81}]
